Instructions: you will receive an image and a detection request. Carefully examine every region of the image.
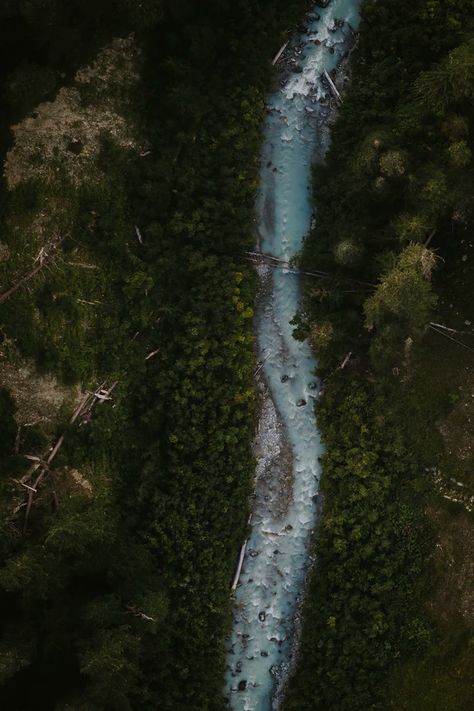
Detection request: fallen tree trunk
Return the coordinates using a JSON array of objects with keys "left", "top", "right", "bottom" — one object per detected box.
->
[
  {"left": 323, "top": 69, "right": 342, "bottom": 102},
  {"left": 231, "top": 515, "right": 252, "bottom": 591},
  {"left": 272, "top": 42, "right": 288, "bottom": 66}
]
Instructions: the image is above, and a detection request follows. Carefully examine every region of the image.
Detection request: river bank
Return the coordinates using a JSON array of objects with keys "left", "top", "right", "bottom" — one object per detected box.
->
[{"left": 283, "top": 1, "right": 474, "bottom": 709}]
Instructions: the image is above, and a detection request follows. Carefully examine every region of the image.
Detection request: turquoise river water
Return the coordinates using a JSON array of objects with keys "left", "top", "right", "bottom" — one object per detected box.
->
[{"left": 225, "top": 2, "right": 362, "bottom": 710}]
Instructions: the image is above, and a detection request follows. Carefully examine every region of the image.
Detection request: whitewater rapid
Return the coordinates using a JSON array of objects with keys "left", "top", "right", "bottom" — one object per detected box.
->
[{"left": 225, "top": 3, "right": 361, "bottom": 710}]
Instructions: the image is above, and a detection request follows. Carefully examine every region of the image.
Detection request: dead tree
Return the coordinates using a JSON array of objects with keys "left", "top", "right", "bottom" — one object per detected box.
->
[{"left": 20, "top": 382, "right": 118, "bottom": 532}]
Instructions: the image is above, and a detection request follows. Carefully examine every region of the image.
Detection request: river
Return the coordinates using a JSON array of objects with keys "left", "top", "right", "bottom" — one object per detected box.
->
[{"left": 225, "top": 2, "right": 361, "bottom": 710}]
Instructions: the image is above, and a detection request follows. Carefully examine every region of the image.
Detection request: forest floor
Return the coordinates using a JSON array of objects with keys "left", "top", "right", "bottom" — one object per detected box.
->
[{"left": 388, "top": 229, "right": 474, "bottom": 709}]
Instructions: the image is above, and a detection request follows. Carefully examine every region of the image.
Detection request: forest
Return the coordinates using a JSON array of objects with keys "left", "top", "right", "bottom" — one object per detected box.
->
[
  {"left": 284, "top": 1, "right": 474, "bottom": 709},
  {"left": 0, "top": 1, "right": 310, "bottom": 709},
  {"left": 0, "top": 0, "right": 473, "bottom": 710}
]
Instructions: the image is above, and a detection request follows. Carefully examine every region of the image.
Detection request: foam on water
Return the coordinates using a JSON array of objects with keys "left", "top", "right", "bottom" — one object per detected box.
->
[{"left": 225, "top": 3, "right": 361, "bottom": 710}]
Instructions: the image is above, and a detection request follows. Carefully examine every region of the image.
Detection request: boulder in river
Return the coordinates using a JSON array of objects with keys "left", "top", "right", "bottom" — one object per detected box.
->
[
  {"left": 238, "top": 680, "right": 247, "bottom": 691},
  {"left": 296, "top": 398, "right": 307, "bottom": 407}
]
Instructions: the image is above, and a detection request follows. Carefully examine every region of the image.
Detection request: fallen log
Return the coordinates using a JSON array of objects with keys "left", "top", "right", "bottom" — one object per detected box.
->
[
  {"left": 246, "top": 250, "right": 289, "bottom": 264},
  {"left": 135, "top": 225, "right": 143, "bottom": 245},
  {"left": 254, "top": 351, "right": 272, "bottom": 377},
  {"left": 13, "top": 480, "right": 37, "bottom": 493},
  {"left": 67, "top": 261, "right": 99, "bottom": 269},
  {"left": 231, "top": 515, "right": 252, "bottom": 591},
  {"left": 70, "top": 392, "right": 94, "bottom": 424},
  {"left": 231, "top": 540, "right": 248, "bottom": 591},
  {"left": 145, "top": 348, "right": 160, "bottom": 361},
  {"left": 340, "top": 351, "right": 352, "bottom": 369},
  {"left": 430, "top": 322, "right": 458, "bottom": 334},
  {"left": 272, "top": 42, "right": 288, "bottom": 66},
  {"left": 429, "top": 323, "right": 474, "bottom": 353},
  {"left": 323, "top": 69, "right": 342, "bottom": 102},
  {"left": 127, "top": 606, "right": 156, "bottom": 623},
  {"left": 46, "top": 434, "right": 65, "bottom": 465}
]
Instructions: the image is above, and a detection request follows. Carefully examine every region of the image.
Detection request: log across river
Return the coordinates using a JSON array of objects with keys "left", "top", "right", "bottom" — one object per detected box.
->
[{"left": 225, "top": 2, "right": 362, "bottom": 710}]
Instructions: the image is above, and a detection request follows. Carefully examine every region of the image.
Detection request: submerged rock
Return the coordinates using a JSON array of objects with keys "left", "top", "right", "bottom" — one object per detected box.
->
[{"left": 269, "top": 665, "right": 279, "bottom": 677}]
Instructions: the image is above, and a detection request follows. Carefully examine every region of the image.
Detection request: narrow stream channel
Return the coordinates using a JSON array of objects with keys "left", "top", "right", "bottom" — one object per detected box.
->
[{"left": 225, "top": 2, "right": 361, "bottom": 710}]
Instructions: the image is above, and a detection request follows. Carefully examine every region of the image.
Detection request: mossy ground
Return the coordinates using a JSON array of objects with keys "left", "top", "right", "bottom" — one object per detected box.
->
[{"left": 386, "top": 226, "right": 474, "bottom": 710}]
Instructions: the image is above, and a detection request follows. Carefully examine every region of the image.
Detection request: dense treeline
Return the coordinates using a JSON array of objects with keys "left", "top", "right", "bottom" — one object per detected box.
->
[
  {"left": 0, "top": 1, "right": 312, "bottom": 709},
  {"left": 285, "top": 1, "right": 474, "bottom": 709}
]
